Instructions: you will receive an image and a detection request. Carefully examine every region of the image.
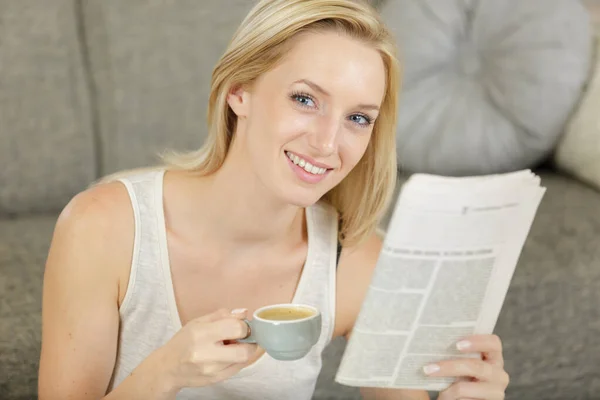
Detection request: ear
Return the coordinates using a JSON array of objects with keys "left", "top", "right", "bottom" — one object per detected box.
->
[{"left": 226, "top": 85, "right": 250, "bottom": 118}]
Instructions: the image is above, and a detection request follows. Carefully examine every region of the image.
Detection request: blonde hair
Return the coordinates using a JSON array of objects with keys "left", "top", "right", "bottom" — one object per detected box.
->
[{"left": 106, "top": 0, "right": 401, "bottom": 247}]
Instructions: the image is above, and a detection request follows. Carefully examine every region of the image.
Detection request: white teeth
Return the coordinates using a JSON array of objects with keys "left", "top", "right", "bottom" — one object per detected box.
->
[{"left": 286, "top": 151, "right": 328, "bottom": 175}]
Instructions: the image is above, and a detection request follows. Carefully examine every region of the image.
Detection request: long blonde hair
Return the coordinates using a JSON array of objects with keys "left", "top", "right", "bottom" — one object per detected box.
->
[{"left": 107, "top": 0, "right": 401, "bottom": 247}]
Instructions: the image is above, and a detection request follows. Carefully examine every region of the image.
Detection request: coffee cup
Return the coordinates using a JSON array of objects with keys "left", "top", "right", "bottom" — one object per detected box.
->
[{"left": 238, "top": 303, "right": 321, "bottom": 361}]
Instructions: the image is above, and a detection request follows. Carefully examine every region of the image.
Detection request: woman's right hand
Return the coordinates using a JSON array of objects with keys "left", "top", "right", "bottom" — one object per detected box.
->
[{"left": 155, "top": 308, "right": 258, "bottom": 393}]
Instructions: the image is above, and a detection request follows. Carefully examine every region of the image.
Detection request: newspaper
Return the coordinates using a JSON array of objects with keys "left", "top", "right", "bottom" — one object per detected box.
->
[{"left": 335, "top": 170, "right": 546, "bottom": 391}]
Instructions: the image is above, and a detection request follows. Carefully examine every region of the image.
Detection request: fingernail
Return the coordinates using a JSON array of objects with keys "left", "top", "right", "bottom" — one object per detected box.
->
[
  {"left": 231, "top": 308, "right": 247, "bottom": 315},
  {"left": 423, "top": 364, "right": 440, "bottom": 375},
  {"left": 456, "top": 340, "right": 471, "bottom": 351}
]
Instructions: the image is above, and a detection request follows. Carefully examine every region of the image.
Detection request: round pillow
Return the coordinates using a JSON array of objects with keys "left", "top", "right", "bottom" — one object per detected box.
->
[{"left": 380, "top": 0, "right": 593, "bottom": 176}]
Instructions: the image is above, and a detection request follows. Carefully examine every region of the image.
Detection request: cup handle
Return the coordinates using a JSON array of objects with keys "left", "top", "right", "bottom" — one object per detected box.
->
[{"left": 237, "top": 319, "right": 256, "bottom": 343}]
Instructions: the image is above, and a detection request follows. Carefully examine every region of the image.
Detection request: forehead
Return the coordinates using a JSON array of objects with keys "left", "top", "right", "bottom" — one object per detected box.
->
[{"left": 261, "top": 31, "right": 387, "bottom": 104}]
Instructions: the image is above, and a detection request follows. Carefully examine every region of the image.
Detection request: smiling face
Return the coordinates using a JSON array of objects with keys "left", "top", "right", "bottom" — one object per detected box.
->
[{"left": 226, "top": 30, "right": 387, "bottom": 208}]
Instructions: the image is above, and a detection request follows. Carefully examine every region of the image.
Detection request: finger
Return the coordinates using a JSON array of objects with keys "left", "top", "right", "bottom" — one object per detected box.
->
[
  {"left": 229, "top": 308, "right": 249, "bottom": 320},
  {"left": 225, "top": 310, "right": 249, "bottom": 343},
  {"left": 456, "top": 334, "right": 504, "bottom": 367},
  {"left": 208, "top": 317, "right": 251, "bottom": 342},
  {"left": 190, "top": 308, "right": 237, "bottom": 325},
  {"left": 438, "top": 381, "right": 505, "bottom": 400},
  {"left": 212, "top": 342, "right": 258, "bottom": 364},
  {"left": 423, "top": 358, "right": 507, "bottom": 384}
]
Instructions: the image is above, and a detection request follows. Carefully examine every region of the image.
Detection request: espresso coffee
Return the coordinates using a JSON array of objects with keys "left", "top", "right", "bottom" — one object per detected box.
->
[{"left": 258, "top": 306, "right": 315, "bottom": 321}]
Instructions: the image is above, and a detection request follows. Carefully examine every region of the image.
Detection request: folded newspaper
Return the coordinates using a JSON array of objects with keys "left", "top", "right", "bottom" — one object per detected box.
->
[{"left": 335, "top": 170, "right": 546, "bottom": 392}]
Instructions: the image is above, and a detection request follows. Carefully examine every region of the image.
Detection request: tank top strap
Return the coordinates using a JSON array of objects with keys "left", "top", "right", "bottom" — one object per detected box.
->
[
  {"left": 115, "top": 169, "right": 171, "bottom": 319},
  {"left": 293, "top": 201, "right": 339, "bottom": 348}
]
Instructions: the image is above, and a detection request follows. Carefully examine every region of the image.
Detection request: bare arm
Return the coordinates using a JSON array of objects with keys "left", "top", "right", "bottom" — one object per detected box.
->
[
  {"left": 360, "top": 388, "right": 429, "bottom": 400},
  {"left": 335, "top": 232, "right": 430, "bottom": 400},
  {"left": 38, "top": 183, "right": 259, "bottom": 399},
  {"left": 38, "top": 184, "right": 174, "bottom": 399}
]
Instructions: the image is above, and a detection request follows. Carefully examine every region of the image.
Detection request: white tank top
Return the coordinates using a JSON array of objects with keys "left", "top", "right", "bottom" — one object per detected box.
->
[{"left": 107, "top": 170, "right": 339, "bottom": 399}]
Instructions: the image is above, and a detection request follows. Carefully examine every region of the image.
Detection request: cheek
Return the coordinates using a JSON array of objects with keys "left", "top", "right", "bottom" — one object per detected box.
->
[
  {"left": 339, "top": 132, "right": 372, "bottom": 169},
  {"left": 272, "top": 110, "right": 316, "bottom": 143}
]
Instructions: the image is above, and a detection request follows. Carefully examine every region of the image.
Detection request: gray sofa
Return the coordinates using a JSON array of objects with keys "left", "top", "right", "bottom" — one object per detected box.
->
[{"left": 1, "top": 1, "right": 600, "bottom": 399}]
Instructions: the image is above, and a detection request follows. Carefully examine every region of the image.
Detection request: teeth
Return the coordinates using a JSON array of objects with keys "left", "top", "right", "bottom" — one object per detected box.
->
[{"left": 286, "top": 151, "right": 327, "bottom": 175}]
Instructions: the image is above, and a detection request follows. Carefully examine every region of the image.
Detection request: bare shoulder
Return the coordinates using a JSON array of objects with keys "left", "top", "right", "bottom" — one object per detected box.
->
[
  {"left": 39, "top": 181, "right": 136, "bottom": 398},
  {"left": 334, "top": 230, "right": 384, "bottom": 339},
  {"left": 49, "top": 180, "right": 134, "bottom": 293},
  {"left": 56, "top": 181, "right": 131, "bottom": 231}
]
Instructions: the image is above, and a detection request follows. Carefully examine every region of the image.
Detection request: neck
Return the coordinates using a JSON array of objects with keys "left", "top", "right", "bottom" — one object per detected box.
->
[{"left": 188, "top": 147, "right": 304, "bottom": 248}]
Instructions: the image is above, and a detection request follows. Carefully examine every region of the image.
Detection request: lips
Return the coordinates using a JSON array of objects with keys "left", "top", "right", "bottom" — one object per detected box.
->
[
  {"left": 285, "top": 151, "right": 332, "bottom": 184},
  {"left": 285, "top": 151, "right": 328, "bottom": 175}
]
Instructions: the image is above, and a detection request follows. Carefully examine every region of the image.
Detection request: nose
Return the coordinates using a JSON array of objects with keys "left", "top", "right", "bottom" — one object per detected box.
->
[{"left": 308, "top": 115, "right": 339, "bottom": 156}]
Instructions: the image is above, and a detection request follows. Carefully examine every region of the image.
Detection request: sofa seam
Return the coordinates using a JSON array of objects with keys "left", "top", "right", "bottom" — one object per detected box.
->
[{"left": 73, "top": 0, "right": 104, "bottom": 180}]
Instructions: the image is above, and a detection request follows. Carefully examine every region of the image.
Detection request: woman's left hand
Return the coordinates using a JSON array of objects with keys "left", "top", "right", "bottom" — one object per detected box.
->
[{"left": 423, "top": 334, "right": 510, "bottom": 400}]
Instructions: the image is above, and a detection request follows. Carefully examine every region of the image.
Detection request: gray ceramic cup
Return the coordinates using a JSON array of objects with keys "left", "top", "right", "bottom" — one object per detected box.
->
[{"left": 238, "top": 303, "right": 321, "bottom": 361}]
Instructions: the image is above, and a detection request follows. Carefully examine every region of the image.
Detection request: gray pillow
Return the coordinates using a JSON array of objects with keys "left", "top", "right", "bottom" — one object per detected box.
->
[{"left": 381, "top": 0, "right": 593, "bottom": 176}]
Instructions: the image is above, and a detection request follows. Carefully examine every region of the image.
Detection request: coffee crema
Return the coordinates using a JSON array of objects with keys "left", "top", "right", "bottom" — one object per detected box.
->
[{"left": 258, "top": 306, "right": 316, "bottom": 321}]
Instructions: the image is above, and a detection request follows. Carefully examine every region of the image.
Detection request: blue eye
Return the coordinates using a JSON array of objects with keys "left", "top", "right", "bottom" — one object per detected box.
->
[
  {"left": 291, "top": 92, "right": 316, "bottom": 108},
  {"left": 349, "top": 114, "right": 372, "bottom": 127}
]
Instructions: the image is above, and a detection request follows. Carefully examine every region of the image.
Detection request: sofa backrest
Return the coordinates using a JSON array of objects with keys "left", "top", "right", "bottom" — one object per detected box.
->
[
  {"left": 0, "top": 0, "right": 96, "bottom": 214},
  {"left": 81, "top": 0, "right": 258, "bottom": 177},
  {"left": 0, "top": 0, "right": 383, "bottom": 215}
]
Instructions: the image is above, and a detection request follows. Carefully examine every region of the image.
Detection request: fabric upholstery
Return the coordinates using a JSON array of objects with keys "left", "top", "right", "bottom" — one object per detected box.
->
[
  {"left": 554, "top": 34, "right": 600, "bottom": 191},
  {"left": 0, "top": 215, "right": 58, "bottom": 399},
  {"left": 0, "top": 0, "right": 96, "bottom": 214},
  {"left": 493, "top": 171, "right": 600, "bottom": 398},
  {"left": 81, "top": 0, "right": 256, "bottom": 176},
  {"left": 381, "top": 0, "right": 592, "bottom": 176}
]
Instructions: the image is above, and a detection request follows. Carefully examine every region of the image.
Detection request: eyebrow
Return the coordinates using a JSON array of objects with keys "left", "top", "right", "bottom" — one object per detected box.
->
[{"left": 293, "top": 79, "right": 381, "bottom": 112}]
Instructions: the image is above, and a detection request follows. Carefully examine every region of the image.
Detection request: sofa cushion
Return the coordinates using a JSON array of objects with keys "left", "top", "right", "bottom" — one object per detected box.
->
[
  {"left": 0, "top": 1, "right": 96, "bottom": 214},
  {"left": 0, "top": 215, "right": 58, "bottom": 399},
  {"left": 381, "top": 0, "right": 592, "bottom": 176},
  {"left": 493, "top": 170, "right": 600, "bottom": 398},
  {"left": 81, "top": 0, "right": 257, "bottom": 175},
  {"left": 554, "top": 33, "right": 600, "bottom": 191}
]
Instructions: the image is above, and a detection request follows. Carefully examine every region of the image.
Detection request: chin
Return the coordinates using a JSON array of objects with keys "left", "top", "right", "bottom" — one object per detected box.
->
[
  {"left": 282, "top": 189, "right": 324, "bottom": 208},
  {"left": 275, "top": 183, "right": 327, "bottom": 208}
]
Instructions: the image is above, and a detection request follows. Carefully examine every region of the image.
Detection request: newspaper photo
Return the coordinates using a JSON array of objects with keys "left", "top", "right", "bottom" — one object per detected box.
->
[{"left": 335, "top": 170, "right": 546, "bottom": 391}]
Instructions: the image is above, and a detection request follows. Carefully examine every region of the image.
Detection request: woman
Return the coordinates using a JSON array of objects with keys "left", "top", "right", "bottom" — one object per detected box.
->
[{"left": 38, "top": 0, "right": 510, "bottom": 399}]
